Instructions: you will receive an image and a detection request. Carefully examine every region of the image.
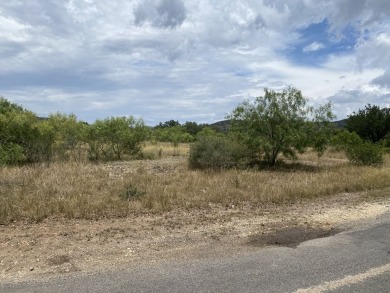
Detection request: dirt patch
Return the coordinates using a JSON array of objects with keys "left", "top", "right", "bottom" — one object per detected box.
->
[
  {"left": 47, "top": 255, "right": 71, "bottom": 266},
  {"left": 247, "top": 225, "right": 341, "bottom": 248},
  {"left": 0, "top": 192, "right": 389, "bottom": 283}
]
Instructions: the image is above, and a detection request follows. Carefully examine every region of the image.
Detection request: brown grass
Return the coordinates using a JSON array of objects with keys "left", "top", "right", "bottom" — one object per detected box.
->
[
  {"left": 142, "top": 142, "right": 190, "bottom": 158},
  {"left": 1, "top": 148, "right": 389, "bottom": 224}
]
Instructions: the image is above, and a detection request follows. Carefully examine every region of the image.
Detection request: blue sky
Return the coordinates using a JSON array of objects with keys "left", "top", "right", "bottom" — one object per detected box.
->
[
  {"left": 286, "top": 20, "right": 358, "bottom": 66},
  {"left": 0, "top": 0, "right": 389, "bottom": 125}
]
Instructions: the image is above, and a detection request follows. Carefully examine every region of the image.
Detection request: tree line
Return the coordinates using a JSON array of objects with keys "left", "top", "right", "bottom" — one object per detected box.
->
[
  {"left": 189, "top": 88, "right": 390, "bottom": 168},
  {"left": 0, "top": 97, "right": 212, "bottom": 165},
  {"left": 1, "top": 88, "right": 389, "bottom": 167}
]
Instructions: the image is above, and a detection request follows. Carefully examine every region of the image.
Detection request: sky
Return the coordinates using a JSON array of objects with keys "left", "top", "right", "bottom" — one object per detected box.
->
[{"left": 0, "top": 0, "right": 389, "bottom": 125}]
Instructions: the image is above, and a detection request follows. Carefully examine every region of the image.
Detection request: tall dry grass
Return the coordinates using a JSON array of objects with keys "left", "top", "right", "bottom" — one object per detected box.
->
[
  {"left": 142, "top": 142, "right": 189, "bottom": 158},
  {"left": 1, "top": 149, "right": 389, "bottom": 224}
]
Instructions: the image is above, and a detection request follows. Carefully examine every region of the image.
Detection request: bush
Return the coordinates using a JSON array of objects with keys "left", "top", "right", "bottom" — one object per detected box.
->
[
  {"left": 136, "top": 151, "right": 157, "bottom": 160},
  {"left": 382, "top": 133, "right": 390, "bottom": 148},
  {"left": 88, "top": 116, "right": 148, "bottom": 161},
  {"left": 189, "top": 136, "right": 250, "bottom": 169},
  {"left": 0, "top": 143, "right": 25, "bottom": 165},
  {"left": 0, "top": 98, "right": 46, "bottom": 164},
  {"left": 120, "top": 184, "right": 146, "bottom": 200},
  {"left": 381, "top": 134, "right": 390, "bottom": 154},
  {"left": 345, "top": 141, "right": 384, "bottom": 166},
  {"left": 331, "top": 130, "right": 363, "bottom": 151}
]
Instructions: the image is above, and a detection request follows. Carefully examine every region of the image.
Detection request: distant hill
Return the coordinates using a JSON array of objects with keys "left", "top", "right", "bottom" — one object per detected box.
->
[
  {"left": 210, "top": 119, "right": 348, "bottom": 133},
  {"left": 209, "top": 120, "right": 231, "bottom": 133},
  {"left": 332, "top": 119, "right": 348, "bottom": 129}
]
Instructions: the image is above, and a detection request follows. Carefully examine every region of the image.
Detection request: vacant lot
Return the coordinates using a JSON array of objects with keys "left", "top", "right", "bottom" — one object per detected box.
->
[{"left": 1, "top": 146, "right": 390, "bottom": 281}]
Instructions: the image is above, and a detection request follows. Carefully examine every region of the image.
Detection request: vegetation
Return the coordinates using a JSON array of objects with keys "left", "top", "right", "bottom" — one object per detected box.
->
[
  {"left": 332, "top": 102, "right": 390, "bottom": 166},
  {"left": 0, "top": 97, "right": 43, "bottom": 164},
  {"left": 152, "top": 125, "right": 194, "bottom": 144},
  {"left": 346, "top": 104, "right": 390, "bottom": 142},
  {"left": 230, "top": 87, "right": 335, "bottom": 166},
  {"left": 1, "top": 148, "right": 389, "bottom": 224},
  {"left": 88, "top": 116, "right": 148, "bottom": 161},
  {"left": 331, "top": 130, "right": 384, "bottom": 166},
  {"left": 189, "top": 134, "right": 250, "bottom": 169},
  {"left": 345, "top": 141, "right": 384, "bottom": 166},
  {"left": 331, "top": 130, "right": 363, "bottom": 151},
  {"left": 46, "top": 113, "right": 88, "bottom": 162},
  {"left": 2, "top": 94, "right": 389, "bottom": 170},
  {"left": 0, "top": 97, "right": 149, "bottom": 164},
  {"left": 151, "top": 120, "right": 208, "bottom": 144},
  {"left": 1, "top": 93, "right": 390, "bottom": 224}
]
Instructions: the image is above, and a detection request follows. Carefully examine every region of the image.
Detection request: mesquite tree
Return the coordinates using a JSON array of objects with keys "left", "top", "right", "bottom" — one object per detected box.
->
[{"left": 230, "top": 87, "right": 335, "bottom": 166}]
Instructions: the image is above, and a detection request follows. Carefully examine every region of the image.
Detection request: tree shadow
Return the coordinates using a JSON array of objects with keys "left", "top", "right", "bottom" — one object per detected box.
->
[{"left": 250, "top": 160, "right": 323, "bottom": 173}]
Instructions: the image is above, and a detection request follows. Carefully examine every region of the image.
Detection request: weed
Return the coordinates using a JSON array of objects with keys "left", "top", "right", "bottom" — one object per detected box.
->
[
  {"left": 189, "top": 136, "right": 250, "bottom": 169},
  {"left": 0, "top": 147, "right": 389, "bottom": 224},
  {"left": 345, "top": 142, "right": 384, "bottom": 166},
  {"left": 120, "top": 184, "right": 146, "bottom": 201}
]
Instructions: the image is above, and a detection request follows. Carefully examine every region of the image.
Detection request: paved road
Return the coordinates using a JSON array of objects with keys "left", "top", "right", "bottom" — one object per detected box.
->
[{"left": 2, "top": 212, "right": 389, "bottom": 293}]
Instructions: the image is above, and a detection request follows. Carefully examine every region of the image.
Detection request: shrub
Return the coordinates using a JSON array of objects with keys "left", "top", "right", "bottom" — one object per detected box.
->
[
  {"left": 120, "top": 184, "right": 146, "bottom": 200},
  {"left": 345, "top": 141, "right": 384, "bottom": 166},
  {"left": 0, "top": 143, "right": 25, "bottom": 165},
  {"left": 88, "top": 116, "right": 148, "bottom": 161},
  {"left": 381, "top": 134, "right": 390, "bottom": 154},
  {"left": 0, "top": 98, "right": 47, "bottom": 164},
  {"left": 136, "top": 151, "right": 157, "bottom": 160},
  {"left": 331, "top": 130, "right": 363, "bottom": 151},
  {"left": 382, "top": 133, "right": 390, "bottom": 148},
  {"left": 189, "top": 136, "right": 250, "bottom": 169}
]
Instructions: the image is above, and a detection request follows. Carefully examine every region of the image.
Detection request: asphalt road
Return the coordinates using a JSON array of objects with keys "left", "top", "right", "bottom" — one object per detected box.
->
[{"left": 2, "top": 212, "right": 389, "bottom": 293}]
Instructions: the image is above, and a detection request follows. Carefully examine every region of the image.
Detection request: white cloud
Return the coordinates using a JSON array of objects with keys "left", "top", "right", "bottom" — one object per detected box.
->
[
  {"left": 134, "top": 0, "right": 187, "bottom": 28},
  {"left": 303, "top": 42, "right": 325, "bottom": 52},
  {"left": 0, "top": 0, "right": 389, "bottom": 124},
  {"left": 354, "top": 27, "right": 390, "bottom": 89},
  {"left": 329, "top": 87, "right": 390, "bottom": 118}
]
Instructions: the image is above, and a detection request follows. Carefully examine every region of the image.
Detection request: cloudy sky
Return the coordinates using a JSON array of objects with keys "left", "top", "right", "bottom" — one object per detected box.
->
[{"left": 0, "top": 0, "right": 389, "bottom": 125}]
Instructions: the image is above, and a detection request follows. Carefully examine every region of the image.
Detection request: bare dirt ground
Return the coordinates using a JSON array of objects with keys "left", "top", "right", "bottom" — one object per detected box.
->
[{"left": 1, "top": 188, "right": 389, "bottom": 283}]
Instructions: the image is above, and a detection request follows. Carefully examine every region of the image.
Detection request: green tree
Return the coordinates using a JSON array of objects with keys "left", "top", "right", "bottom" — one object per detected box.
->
[
  {"left": 90, "top": 116, "right": 147, "bottom": 160},
  {"left": 195, "top": 126, "right": 225, "bottom": 139},
  {"left": 230, "top": 87, "right": 335, "bottom": 166},
  {"left": 0, "top": 97, "right": 25, "bottom": 114},
  {"left": 152, "top": 125, "right": 195, "bottom": 143},
  {"left": 29, "top": 120, "right": 56, "bottom": 163},
  {"left": 331, "top": 130, "right": 363, "bottom": 151},
  {"left": 85, "top": 122, "right": 104, "bottom": 161},
  {"left": 183, "top": 121, "right": 206, "bottom": 136},
  {"left": 0, "top": 97, "right": 43, "bottom": 164},
  {"left": 47, "top": 113, "right": 88, "bottom": 161},
  {"left": 346, "top": 104, "right": 390, "bottom": 142},
  {"left": 156, "top": 120, "right": 181, "bottom": 128}
]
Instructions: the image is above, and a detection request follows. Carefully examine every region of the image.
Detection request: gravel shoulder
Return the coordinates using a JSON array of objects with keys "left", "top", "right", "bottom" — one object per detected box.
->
[{"left": 1, "top": 189, "right": 389, "bottom": 283}]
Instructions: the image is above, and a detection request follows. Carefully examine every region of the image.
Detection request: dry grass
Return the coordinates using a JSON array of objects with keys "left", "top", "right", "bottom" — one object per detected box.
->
[
  {"left": 1, "top": 148, "right": 389, "bottom": 224},
  {"left": 142, "top": 142, "right": 190, "bottom": 158}
]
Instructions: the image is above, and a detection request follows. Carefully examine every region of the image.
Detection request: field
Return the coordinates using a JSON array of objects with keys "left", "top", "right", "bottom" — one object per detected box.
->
[
  {"left": 1, "top": 143, "right": 390, "bottom": 224},
  {"left": 1, "top": 143, "right": 390, "bottom": 281}
]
